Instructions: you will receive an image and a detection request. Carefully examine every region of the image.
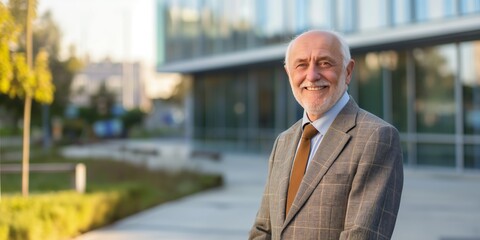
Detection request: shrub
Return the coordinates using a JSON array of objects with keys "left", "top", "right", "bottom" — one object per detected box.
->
[{"left": 1, "top": 185, "right": 155, "bottom": 240}]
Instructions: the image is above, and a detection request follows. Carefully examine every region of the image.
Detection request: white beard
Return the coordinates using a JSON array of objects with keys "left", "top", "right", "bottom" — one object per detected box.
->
[{"left": 292, "top": 70, "right": 348, "bottom": 118}]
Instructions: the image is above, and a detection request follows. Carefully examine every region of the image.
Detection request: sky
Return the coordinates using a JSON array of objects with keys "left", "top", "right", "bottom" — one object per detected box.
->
[{"left": 38, "top": 0, "right": 156, "bottom": 65}]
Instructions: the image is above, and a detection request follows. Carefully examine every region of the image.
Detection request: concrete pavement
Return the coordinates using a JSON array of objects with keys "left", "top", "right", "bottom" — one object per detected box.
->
[
  {"left": 73, "top": 142, "right": 480, "bottom": 240},
  {"left": 394, "top": 169, "right": 480, "bottom": 240},
  {"left": 75, "top": 153, "right": 268, "bottom": 240}
]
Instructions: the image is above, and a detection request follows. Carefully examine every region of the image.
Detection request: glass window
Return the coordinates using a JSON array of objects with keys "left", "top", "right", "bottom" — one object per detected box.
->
[
  {"left": 164, "top": 0, "right": 182, "bottom": 61},
  {"left": 273, "top": 67, "right": 301, "bottom": 130},
  {"left": 201, "top": 0, "right": 222, "bottom": 55},
  {"left": 182, "top": 0, "right": 202, "bottom": 58},
  {"left": 285, "top": 0, "right": 299, "bottom": 37},
  {"left": 165, "top": 0, "right": 182, "bottom": 37},
  {"left": 336, "top": 0, "right": 355, "bottom": 33},
  {"left": 461, "top": 41, "right": 480, "bottom": 135},
  {"left": 358, "top": 0, "right": 388, "bottom": 31},
  {"left": 256, "top": 69, "right": 275, "bottom": 129},
  {"left": 415, "top": 0, "right": 457, "bottom": 22},
  {"left": 181, "top": 0, "right": 201, "bottom": 37},
  {"left": 156, "top": 1, "right": 167, "bottom": 65},
  {"left": 465, "top": 144, "right": 480, "bottom": 169},
  {"left": 262, "top": 0, "right": 286, "bottom": 44},
  {"left": 417, "top": 143, "right": 455, "bottom": 167},
  {"left": 401, "top": 142, "right": 409, "bottom": 165},
  {"left": 253, "top": 0, "right": 267, "bottom": 46},
  {"left": 219, "top": 1, "right": 234, "bottom": 52},
  {"left": 392, "top": 0, "right": 412, "bottom": 25},
  {"left": 460, "top": 0, "right": 480, "bottom": 15},
  {"left": 390, "top": 51, "right": 408, "bottom": 132},
  {"left": 279, "top": 70, "right": 302, "bottom": 128},
  {"left": 193, "top": 76, "right": 206, "bottom": 139},
  {"left": 294, "top": 0, "right": 308, "bottom": 33},
  {"left": 203, "top": 74, "right": 227, "bottom": 139},
  {"left": 308, "top": 0, "right": 333, "bottom": 30},
  {"left": 229, "top": 0, "right": 255, "bottom": 50},
  {"left": 226, "top": 72, "right": 248, "bottom": 133},
  {"left": 414, "top": 45, "right": 457, "bottom": 134},
  {"left": 354, "top": 53, "right": 384, "bottom": 118},
  {"left": 443, "top": 0, "right": 457, "bottom": 16}
]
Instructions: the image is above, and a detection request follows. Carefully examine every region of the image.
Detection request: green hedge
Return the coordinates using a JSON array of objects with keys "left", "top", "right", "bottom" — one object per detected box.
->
[{"left": 0, "top": 185, "right": 152, "bottom": 240}]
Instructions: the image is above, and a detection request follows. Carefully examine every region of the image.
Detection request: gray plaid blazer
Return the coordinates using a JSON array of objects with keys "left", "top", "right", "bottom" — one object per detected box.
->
[{"left": 249, "top": 98, "right": 403, "bottom": 240}]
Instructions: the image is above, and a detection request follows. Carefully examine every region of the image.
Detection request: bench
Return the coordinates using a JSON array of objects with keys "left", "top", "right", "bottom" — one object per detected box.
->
[
  {"left": 131, "top": 148, "right": 159, "bottom": 156},
  {"left": 190, "top": 150, "right": 221, "bottom": 161},
  {"left": 0, "top": 163, "right": 86, "bottom": 193},
  {"left": 119, "top": 145, "right": 159, "bottom": 156}
]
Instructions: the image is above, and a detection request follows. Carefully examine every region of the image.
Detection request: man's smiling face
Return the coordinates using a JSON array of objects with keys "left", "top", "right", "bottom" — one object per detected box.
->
[{"left": 285, "top": 31, "right": 354, "bottom": 121}]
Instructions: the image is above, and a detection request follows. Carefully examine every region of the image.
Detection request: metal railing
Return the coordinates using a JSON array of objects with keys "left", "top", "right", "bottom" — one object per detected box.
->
[{"left": 0, "top": 163, "right": 86, "bottom": 193}]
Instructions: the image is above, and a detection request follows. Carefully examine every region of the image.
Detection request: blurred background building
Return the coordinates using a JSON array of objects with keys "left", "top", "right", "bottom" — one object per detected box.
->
[
  {"left": 155, "top": 0, "right": 480, "bottom": 171},
  {"left": 70, "top": 60, "right": 150, "bottom": 111}
]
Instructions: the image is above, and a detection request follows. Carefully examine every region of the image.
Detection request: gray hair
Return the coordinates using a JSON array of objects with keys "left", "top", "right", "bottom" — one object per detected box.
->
[{"left": 284, "top": 30, "right": 351, "bottom": 69}]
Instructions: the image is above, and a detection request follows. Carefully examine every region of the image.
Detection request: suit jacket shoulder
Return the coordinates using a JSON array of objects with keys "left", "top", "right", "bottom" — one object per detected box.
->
[{"left": 330, "top": 98, "right": 399, "bottom": 135}]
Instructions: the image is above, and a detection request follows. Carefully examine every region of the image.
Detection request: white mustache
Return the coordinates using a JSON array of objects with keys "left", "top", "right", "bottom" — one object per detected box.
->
[{"left": 300, "top": 80, "right": 330, "bottom": 89}]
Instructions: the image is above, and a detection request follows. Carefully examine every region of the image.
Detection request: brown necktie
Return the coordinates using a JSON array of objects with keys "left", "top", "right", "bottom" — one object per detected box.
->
[{"left": 286, "top": 123, "right": 318, "bottom": 214}]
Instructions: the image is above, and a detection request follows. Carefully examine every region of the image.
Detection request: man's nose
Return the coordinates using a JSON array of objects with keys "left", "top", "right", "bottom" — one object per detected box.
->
[{"left": 306, "top": 64, "right": 320, "bottom": 82}]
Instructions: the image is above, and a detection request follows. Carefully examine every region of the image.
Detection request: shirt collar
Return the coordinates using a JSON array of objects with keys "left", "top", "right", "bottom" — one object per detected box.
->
[{"left": 302, "top": 91, "right": 350, "bottom": 134}]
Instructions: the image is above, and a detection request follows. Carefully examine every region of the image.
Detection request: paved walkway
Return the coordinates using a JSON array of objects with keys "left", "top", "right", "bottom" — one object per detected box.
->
[
  {"left": 75, "top": 153, "right": 268, "bottom": 240},
  {"left": 394, "top": 169, "right": 480, "bottom": 240},
  {"left": 74, "top": 146, "right": 480, "bottom": 240}
]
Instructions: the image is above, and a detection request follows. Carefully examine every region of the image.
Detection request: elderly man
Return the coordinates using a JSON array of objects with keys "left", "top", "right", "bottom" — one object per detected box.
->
[{"left": 249, "top": 30, "right": 404, "bottom": 240}]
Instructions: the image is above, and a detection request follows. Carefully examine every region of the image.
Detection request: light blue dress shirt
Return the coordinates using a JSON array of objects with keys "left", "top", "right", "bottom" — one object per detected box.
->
[{"left": 299, "top": 91, "right": 350, "bottom": 169}]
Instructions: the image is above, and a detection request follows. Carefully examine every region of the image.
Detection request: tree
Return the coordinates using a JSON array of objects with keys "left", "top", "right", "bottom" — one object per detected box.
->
[
  {"left": 3, "top": 0, "right": 55, "bottom": 197},
  {"left": 0, "top": 3, "right": 19, "bottom": 94},
  {"left": 91, "top": 82, "right": 116, "bottom": 119},
  {"left": 0, "top": 4, "right": 22, "bottom": 133},
  {"left": 32, "top": 11, "right": 82, "bottom": 117},
  {"left": 121, "top": 108, "right": 145, "bottom": 136},
  {"left": 5, "top": 49, "right": 53, "bottom": 196},
  {"left": 1, "top": 4, "right": 21, "bottom": 130},
  {"left": 2, "top": 2, "right": 84, "bottom": 137},
  {"left": 32, "top": 11, "right": 60, "bottom": 58},
  {"left": 47, "top": 47, "right": 83, "bottom": 118}
]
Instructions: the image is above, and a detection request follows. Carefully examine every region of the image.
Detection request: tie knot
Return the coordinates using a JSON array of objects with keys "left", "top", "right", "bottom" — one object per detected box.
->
[{"left": 302, "top": 123, "right": 318, "bottom": 139}]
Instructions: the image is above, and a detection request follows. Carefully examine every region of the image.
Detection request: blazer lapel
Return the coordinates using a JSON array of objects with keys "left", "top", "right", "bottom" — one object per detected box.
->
[
  {"left": 282, "top": 99, "right": 359, "bottom": 228},
  {"left": 276, "top": 121, "right": 303, "bottom": 223}
]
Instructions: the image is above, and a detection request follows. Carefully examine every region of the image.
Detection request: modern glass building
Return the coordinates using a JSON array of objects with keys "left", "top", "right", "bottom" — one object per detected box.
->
[{"left": 156, "top": 0, "right": 480, "bottom": 170}]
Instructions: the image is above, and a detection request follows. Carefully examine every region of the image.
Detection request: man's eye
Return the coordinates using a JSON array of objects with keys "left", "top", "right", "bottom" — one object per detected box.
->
[
  {"left": 319, "top": 61, "right": 332, "bottom": 67},
  {"left": 296, "top": 63, "right": 307, "bottom": 69}
]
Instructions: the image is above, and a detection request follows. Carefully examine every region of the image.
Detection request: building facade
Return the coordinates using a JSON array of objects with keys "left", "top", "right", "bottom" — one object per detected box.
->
[
  {"left": 156, "top": 0, "right": 480, "bottom": 170},
  {"left": 71, "top": 60, "right": 150, "bottom": 111}
]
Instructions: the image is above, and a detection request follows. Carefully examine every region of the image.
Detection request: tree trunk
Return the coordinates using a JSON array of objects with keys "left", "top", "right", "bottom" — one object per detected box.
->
[
  {"left": 22, "top": 95, "right": 32, "bottom": 196},
  {"left": 22, "top": 0, "right": 33, "bottom": 197}
]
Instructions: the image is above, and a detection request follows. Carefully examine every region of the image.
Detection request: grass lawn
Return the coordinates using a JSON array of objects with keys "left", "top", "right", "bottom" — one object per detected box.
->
[{"left": 1, "top": 145, "right": 222, "bottom": 196}]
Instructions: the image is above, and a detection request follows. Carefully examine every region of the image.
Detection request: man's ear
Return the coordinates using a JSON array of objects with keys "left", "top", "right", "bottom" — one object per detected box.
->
[{"left": 345, "top": 59, "right": 355, "bottom": 85}]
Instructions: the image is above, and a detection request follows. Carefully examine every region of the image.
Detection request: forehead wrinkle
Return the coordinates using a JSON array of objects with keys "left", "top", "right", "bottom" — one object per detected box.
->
[
  {"left": 287, "top": 33, "right": 344, "bottom": 69},
  {"left": 292, "top": 51, "right": 337, "bottom": 65},
  {"left": 284, "top": 30, "right": 351, "bottom": 68}
]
